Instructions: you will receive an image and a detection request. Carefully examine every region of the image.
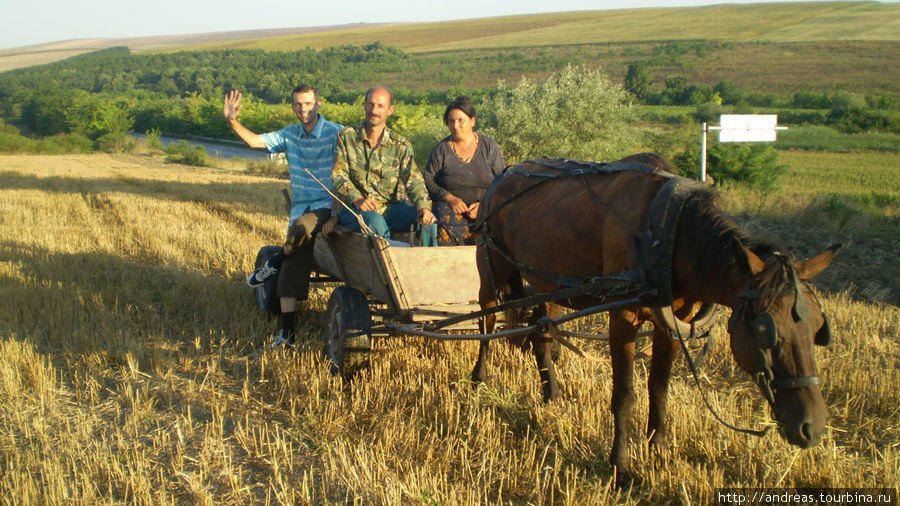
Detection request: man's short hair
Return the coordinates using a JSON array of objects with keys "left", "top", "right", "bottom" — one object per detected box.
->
[
  {"left": 292, "top": 84, "right": 319, "bottom": 101},
  {"left": 365, "top": 86, "right": 394, "bottom": 105}
]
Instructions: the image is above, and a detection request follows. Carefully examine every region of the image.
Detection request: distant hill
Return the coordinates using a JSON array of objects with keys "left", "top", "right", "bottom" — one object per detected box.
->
[
  {"left": 0, "top": 24, "right": 391, "bottom": 72},
  {"left": 203, "top": 1, "right": 897, "bottom": 53},
  {"left": 1, "top": 1, "right": 897, "bottom": 72}
]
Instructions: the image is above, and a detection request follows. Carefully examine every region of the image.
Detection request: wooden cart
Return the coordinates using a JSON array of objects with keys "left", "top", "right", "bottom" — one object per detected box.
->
[
  {"left": 313, "top": 227, "right": 489, "bottom": 375},
  {"left": 310, "top": 226, "right": 705, "bottom": 376}
]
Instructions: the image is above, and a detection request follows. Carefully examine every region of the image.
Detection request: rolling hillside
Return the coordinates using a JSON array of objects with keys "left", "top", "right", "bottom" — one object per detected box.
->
[{"left": 1, "top": 1, "right": 897, "bottom": 72}]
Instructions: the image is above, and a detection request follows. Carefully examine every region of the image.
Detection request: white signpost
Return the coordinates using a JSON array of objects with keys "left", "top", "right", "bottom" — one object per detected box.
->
[{"left": 700, "top": 114, "right": 787, "bottom": 181}]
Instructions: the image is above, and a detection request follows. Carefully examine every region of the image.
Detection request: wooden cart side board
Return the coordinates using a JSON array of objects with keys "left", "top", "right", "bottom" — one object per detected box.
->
[
  {"left": 387, "top": 245, "right": 480, "bottom": 306},
  {"left": 368, "top": 236, "right": 413, "bottom": 313},
  {"left": 313, "top": 229, "right": 481, "bottom": 310}
]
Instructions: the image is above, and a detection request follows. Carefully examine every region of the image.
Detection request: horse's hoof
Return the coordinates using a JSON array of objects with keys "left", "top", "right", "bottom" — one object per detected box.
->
[
  {"left": 542, "top": 389, "right": 562, "bottom": 403},
  {"left": 614, "top": 469, "right": 634, "bottom": 490},
  {"left": 648, "top": 430, "right": 667, "bottom": 451}
]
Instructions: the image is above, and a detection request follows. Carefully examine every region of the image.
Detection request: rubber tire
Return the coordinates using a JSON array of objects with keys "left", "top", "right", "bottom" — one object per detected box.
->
[
  {"left": 323, "top": 285, "right": 372, "bottom": 376},
  {"left": 253, "top": 245, "right": 282, "bottom": 314}
]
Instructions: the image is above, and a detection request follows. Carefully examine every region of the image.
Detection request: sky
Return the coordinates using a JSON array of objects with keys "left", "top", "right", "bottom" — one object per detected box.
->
[{"left": 0, "top": 0, "right": 893, "bottom": 50}]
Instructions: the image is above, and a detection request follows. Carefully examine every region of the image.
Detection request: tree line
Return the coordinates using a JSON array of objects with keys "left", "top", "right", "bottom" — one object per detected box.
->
[
  {"left": 1, "top": 44, "right": 897, "bottom": 144},
  {"left": 1, "top": 43, "right": 896, "bottom": 193}
]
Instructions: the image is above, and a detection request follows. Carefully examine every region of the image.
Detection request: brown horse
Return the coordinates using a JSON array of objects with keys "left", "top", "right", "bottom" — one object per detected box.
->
[{"left": 473, "top": 154, "right": 840, "bottom": 487}]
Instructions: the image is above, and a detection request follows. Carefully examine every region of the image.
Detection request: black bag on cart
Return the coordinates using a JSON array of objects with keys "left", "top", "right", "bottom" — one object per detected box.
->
[{"left": 253, "top": 245, "right": 282, "bottom": 314}]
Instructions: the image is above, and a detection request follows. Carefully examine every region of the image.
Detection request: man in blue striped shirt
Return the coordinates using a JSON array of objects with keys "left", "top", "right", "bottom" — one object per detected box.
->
[{"left": 225, "top": 85, "right": 342, "bottom": 348}]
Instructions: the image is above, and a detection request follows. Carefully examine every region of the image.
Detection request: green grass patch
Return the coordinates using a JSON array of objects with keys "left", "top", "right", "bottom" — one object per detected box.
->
[
  {"left": 769, "top": 149, "right": 897, "bottom": 237},
  {"left": 777, "top": 149, "right": 899, "bottom": 196},
  {"left": 776, "top": 125, "right": 900, "bottom": 152}
]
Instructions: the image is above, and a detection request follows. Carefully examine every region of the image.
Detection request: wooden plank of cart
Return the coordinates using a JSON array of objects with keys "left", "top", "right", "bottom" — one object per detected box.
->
[{"left": 312, "top": 226, "right": 498, "bottom": 375}]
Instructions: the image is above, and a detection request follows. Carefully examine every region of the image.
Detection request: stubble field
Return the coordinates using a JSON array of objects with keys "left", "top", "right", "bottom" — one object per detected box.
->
[{"left": 0, "top": 152, "right": 897, "bottom": 504}]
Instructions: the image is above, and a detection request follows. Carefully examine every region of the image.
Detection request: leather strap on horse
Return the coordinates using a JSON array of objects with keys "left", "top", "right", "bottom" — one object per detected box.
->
[{"left": 476, "top": 158, "right": 668, "bottom": 303}]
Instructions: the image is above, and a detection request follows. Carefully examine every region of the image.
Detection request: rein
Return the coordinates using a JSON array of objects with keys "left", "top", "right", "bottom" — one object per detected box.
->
[{"left": 665, "top": 304, "right": 771, "bottom": 438}]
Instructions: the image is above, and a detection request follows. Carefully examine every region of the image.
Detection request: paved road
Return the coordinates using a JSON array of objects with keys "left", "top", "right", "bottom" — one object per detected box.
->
[{"left": 134, "top": 133, "right": 269, "bottom": 160}]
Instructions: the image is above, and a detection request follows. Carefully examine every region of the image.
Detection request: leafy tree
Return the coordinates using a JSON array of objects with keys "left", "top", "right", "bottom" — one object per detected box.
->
[
  {"left": 478, "top": 64, "right": 639, "bottom": 163},
  {"left": 714, "top": 80, "right": 744, "bottom": 105},
  {"left": 66, "top": 95, "right": 133, "bottom": 140},
  {"left": 660, "top": 75, "right": 689, "bottom": 105},
  {"left": 624, "top": 64, "right": 652, "bottom": 101}
]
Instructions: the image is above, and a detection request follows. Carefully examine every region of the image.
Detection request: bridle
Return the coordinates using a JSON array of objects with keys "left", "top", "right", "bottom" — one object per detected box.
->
[{"left": 727, "top": 254, "right": 830, "bottom": 409}]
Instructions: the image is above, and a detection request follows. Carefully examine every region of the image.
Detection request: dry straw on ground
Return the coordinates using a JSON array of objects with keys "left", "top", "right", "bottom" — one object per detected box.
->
[{"left": 0, "top": 154, "right": 897, "bottom": 504}]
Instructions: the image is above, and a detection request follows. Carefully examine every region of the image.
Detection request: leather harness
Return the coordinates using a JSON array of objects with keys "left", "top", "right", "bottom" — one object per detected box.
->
[{"left": 475, "top": 157, "right": 706, "bottom": 309}]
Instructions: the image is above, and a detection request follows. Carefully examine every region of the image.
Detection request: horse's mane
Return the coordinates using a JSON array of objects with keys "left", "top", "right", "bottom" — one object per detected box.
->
[{"left": 678, "top": 187, "right": 783, "bottom": 282}]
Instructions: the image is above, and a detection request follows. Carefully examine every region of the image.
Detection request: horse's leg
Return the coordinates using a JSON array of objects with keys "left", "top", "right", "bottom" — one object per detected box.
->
[
  {"left": 472, "top": 303, "right": 496, "bottom": 384},
  {"left": 531, "top": 302, "right": 563, "bottom": 402},
  {"left": 647, "top": 325, "right": 679, "bottom": 454},
  {"left": 473, "top": 248, "right": 512, "bottom": 385},
  {"left": 608, "top": 309, "right": 639, "bottom": 488}
]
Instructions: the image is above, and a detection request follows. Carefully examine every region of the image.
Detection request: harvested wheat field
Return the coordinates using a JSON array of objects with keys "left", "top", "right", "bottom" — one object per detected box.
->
[{"left": 0, "top": 153, "right": 897, "bottom": 504}]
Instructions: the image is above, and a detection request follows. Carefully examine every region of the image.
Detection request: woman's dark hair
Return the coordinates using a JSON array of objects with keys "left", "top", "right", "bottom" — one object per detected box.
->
[{"left": 443, "top": 96, "right": 477, "bottom": 124}]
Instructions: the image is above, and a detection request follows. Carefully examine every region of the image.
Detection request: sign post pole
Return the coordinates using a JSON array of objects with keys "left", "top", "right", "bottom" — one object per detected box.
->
[{"left": 700, "top": 122, "right": 708, "bottom": 182}]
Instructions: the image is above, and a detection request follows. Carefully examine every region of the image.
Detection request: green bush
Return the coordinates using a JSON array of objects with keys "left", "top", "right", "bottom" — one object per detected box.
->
[
  {"left": 793, "top": 91, "right": 832, "bottom": 109},
  {"left": 39, "top": 133, "right": 95, "bottom": 154},
  {"left": 674, "top": 143, "right": 785, "bottom": 193},
  {"left": 390, "top": 105, "right": 446, "bottom": 168},
  {"left": 164, "top": 140, "right": 208, "bottom": 166},
  {"left": 479, "top": 64, "right": 639, "bottom": 163},
  {"left": 0, "top": 128, "right": 39, "bottom": 153},
  {"left": 693, "top": 102, "right": 725, "bottom": 123},
  {"left": 321, "top": 102, "right": 365, "bottom": 128},
  {"left": 66, "top": 95, "right": 133, "bottom": 140},
  {"left": 97, "top": 131, "right": 136, "bottom": 153},
  {"left": 144, "top": 127, "right": 164, "bottom": 150},
  {"left": 0, "top": 120, "right": 94, "bottom": 154}
]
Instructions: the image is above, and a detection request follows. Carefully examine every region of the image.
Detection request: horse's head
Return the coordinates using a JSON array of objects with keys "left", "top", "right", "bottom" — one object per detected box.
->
[{"left": 728, "top": 242, "right": 841, "bottom": 448}]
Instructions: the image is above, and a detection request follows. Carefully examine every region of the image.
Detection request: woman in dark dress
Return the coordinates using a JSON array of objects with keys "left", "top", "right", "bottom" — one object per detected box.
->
[{"left": 423, "top": 96, "right": 505, "bottom": 245}]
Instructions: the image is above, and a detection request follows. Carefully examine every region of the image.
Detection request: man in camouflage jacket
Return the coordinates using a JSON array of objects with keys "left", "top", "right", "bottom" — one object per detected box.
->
[{"left": 331, "top": 86, "right": 437, "bottom": 242}]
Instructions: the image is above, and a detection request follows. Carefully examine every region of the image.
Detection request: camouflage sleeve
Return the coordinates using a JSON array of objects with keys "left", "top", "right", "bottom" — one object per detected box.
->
[
  {"left": 400, "top": 144, "right": 431, "bottom": 211},
  {"left": 331, "top": 128, "right": 363, "bottom": 205}
]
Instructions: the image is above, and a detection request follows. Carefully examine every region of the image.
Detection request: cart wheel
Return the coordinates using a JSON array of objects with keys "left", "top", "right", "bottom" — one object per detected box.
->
[{"left": 324, "top": 285, "right": 372, "bottom": 376}]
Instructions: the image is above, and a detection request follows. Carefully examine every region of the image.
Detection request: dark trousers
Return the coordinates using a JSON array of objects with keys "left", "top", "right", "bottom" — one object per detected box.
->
[{"left": 276, "top": 208, "right": 331, "bottom": 299}]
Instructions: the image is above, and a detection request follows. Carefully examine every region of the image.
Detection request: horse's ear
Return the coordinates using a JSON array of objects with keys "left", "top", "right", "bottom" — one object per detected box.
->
[
  {"left": 731, "top": 238, "right": 766, "bottom": 277},
  {"left": 795, "top": 244, "right": 842, "bottom": 280}
]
